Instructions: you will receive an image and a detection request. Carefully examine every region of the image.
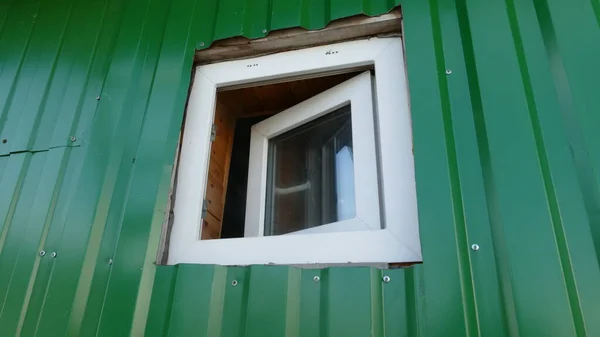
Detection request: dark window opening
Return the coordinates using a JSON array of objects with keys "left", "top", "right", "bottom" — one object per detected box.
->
[{"left": 221, "top": 116, "right": 269, "bottom": 238}]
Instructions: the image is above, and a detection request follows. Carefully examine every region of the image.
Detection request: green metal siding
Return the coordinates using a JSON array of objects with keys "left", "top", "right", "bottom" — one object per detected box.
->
[
  {"left": 145, "top": 265, "right": 420, "bottom": 337},
  {"left": 0, "top": 0, "right": 599, "bottom": 336}
]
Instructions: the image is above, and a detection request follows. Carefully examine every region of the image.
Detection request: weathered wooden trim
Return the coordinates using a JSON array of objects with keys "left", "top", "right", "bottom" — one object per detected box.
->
[
  {"left": 195, "top": 7, "right": 401, "bottom": 64},
  {"left": 155, "top": 131, "right": 181, "bottom": 265}
]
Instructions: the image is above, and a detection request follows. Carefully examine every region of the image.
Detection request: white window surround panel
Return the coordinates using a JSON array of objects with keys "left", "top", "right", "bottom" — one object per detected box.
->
[{"left": 168, "top": 37, "right": 421, "bottom": 265}]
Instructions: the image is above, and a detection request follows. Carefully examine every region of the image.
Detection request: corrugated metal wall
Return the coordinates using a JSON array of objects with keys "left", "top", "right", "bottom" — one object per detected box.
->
[{"left": 0, "top": 0, "right": 599, "bottom": 336}]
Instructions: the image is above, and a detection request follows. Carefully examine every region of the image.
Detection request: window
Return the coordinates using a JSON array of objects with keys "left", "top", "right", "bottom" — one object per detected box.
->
[
  {"left": 245, "top": 72, "right": 380, "bottom": 237},
  {"left": 168, "top": 37, "right": 420, "bottom": 265},
  {"left": 263, "top": 106, "right": 356, "bottom": 235}
]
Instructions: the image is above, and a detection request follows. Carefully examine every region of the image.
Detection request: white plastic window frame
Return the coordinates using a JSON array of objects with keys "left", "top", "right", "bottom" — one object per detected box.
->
[
  {"left": 245, "top": 71, "right": 380, "bottom": 237},
  {"left": 168, "top": 37, "right": 421, "bottom": 265}
]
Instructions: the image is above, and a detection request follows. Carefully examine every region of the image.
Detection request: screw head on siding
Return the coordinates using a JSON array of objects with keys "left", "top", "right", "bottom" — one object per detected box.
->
[
  {"left": 39, "top": 250, "right": 46, "bottom": 257},
  {"left": 108, "top": 258, "right": 113, "bottom": 265},
  {"left": 382, "top": 276, "right": 391, "bottom": 283},
  {"left": 231, "top": 280, "right": 238, "bottom": 286},
  {"left": 199, "top": 42, "right": 205, "bottom": 47},
  {"left": 445, "top": 69, "right": 452, "bottom": 75},
  {"left": 70, "top": 136, "right": 77, "bottom": 142},
  {"left": 262, "top": 29, "right": 267, "bottom": 33},
  {"left": 471, "top": 244, "right": 480, "bottom": 251},
  {"left": 96, "top": 95, "right": 101, "bottom": 100},
  {"left": 313, "top": 276, "right": 320, "bottom": 283},
  {"left": 51, "top": 252, "right": 57, "bottom": 258}
]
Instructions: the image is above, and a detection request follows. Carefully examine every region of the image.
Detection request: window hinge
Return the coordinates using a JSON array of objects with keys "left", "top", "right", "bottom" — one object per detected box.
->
[
  {"left": 201, "top": 199, "right": 209, "bottom": 219},
  {"left": 210, "top": 124, "right": 217, "bottom": 141}
]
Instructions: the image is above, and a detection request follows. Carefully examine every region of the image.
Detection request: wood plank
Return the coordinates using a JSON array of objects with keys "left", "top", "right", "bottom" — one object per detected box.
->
[
  {"left": 205, "top": 174, "right": 224, "bottom": 220},
  {"left": 251, "top": 82, "right": 296, "bottom": 112},
  {"left": 195, "top": 8, "right": 401, "bottom": 63},
  {"left": 217, "top": 89, "right": 264, "bottom": 116},
  {"left": 156, "top": 131, "right": 182, "bottom": 263},
  {"left": 237, "top": 109, "right": 279, "bottom": 119},
  {"left": 219, "top": 111, "right": 235, "bottom": 223},
  {"left": 208, "top": 158, "right": 226, "bottom": 186},
  {"left": 201, "top": 211, "right": 221, "bottom": 240},
  {"left": 287, "top": 73, "right": 349, "bottom": 103},
  {"left": 202, "top": 102, "right": 236, "bottom": 238},
  {"left": 208, "top": 103, "right": 234, "bottom": 172}
]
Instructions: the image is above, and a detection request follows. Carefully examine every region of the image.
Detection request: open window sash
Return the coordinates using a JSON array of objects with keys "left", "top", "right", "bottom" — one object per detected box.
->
[{"left": 244, "top": 71, "right": 381, "bottom": 237}]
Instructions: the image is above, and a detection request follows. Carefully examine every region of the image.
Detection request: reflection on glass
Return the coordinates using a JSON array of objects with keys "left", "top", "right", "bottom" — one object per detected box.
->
[
  {"left": 264, "top": 105, "right": 355, "bottom": 235},
  {"left": 335, "top": 146, "right": 355, "bottom": 221}
]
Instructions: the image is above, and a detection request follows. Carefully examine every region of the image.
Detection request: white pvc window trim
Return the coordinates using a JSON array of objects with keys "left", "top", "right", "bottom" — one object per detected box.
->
[{"left": 168, "top": 37, "right": 421, "bottom": 265}]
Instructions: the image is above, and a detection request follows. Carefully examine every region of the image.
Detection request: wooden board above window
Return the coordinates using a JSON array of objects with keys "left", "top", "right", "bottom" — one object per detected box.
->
[{"left": 195, "top": 8, "right": 401, "bottom": 64}]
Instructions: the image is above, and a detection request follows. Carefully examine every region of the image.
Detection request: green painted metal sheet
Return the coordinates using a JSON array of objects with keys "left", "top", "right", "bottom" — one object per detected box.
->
[
  {"left": 145, "top": 265, "right": 419, "bottom": 337},
  {"left": 0, "top": 0, "right": 599, "bottom": 336}
]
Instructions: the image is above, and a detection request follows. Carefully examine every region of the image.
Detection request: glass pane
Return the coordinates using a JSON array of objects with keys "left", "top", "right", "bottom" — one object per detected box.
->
[{"left": 265, "top": 105, "right": 355, "bottom": 235}]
